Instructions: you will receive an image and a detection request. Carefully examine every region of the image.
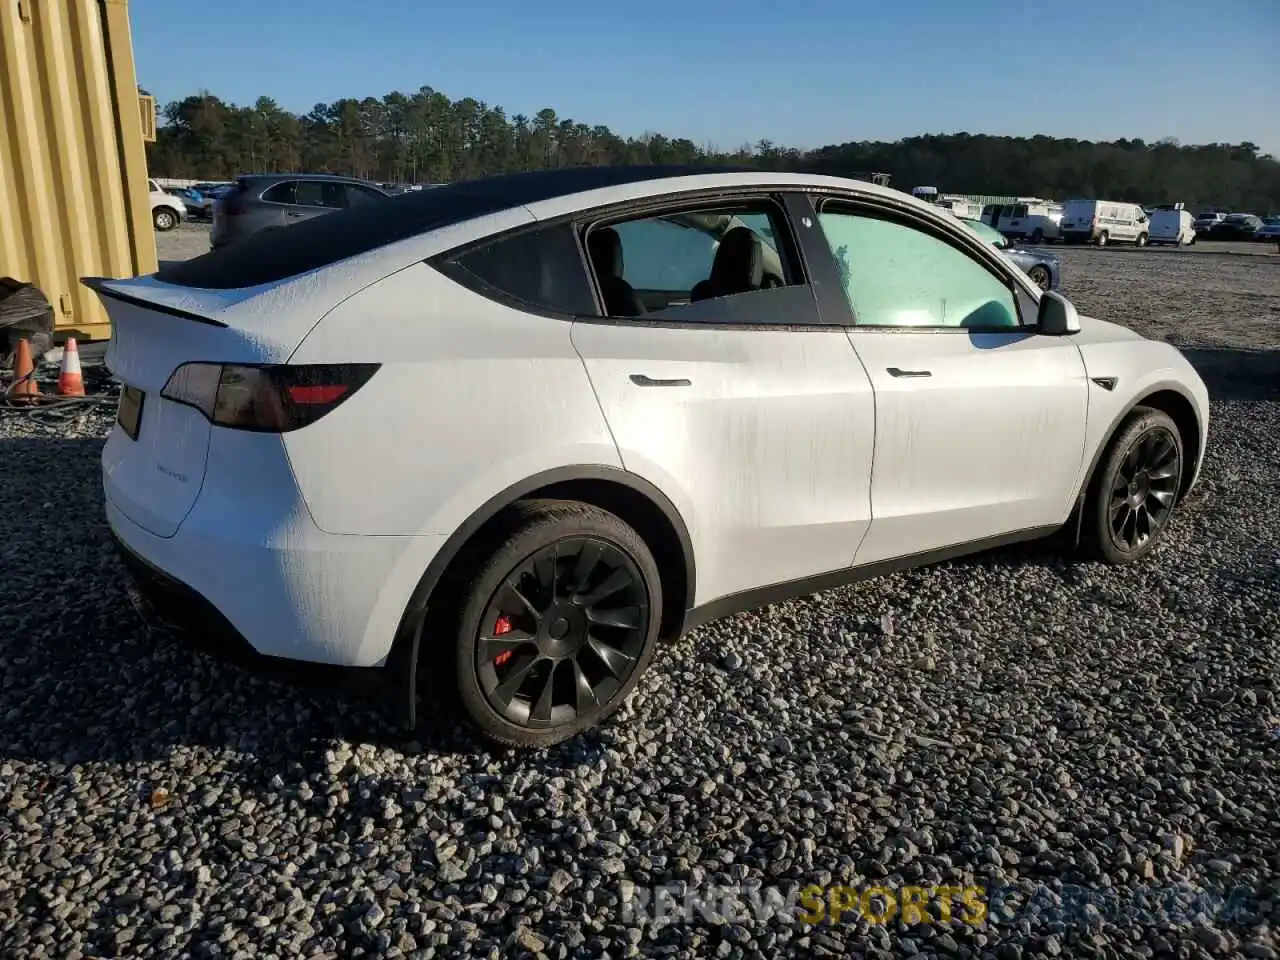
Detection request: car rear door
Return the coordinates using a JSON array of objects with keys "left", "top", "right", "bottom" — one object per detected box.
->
[
  {"left": 568, "top": 192, "right": 876, "bottom": 606},
  {"left": 801, "top": 194, "right": 1089, "bottom": 565},
  {"left": 280, "top": 180, "right": 337, "bottom": 226}
]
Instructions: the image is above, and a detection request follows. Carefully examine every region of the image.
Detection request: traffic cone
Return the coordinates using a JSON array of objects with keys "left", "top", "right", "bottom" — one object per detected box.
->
[
  {"left": 57, "top": 337, "right": 85, "bottom": 396},
  {"left": 6, "top": 338, "right": 39, "bottom": 402}
]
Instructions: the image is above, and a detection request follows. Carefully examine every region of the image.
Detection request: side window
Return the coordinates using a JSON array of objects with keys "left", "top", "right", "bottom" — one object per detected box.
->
[
  {"left": 343, "top": 184, "right": 384, "bottom": 208},
  {"left": 585, "top": 202, "right": 798, "bottom": 318},
  {"left": 446, "top": 222, "right": 597, "bottom": 316},
  {"left": 611, "top": 218, "right": 716, "bottom": 292},
  {"left": 816, "top": 206, "right": 1021, "bottom": 330},
  {"left": 262, "top": 181, "right": 297, "bottom": 205},
  {"left": 293, "top": 181, "right": 327, "bottom": 207},
  {"left": 321, "top": 182, "right": 347, "bottom": 209}
]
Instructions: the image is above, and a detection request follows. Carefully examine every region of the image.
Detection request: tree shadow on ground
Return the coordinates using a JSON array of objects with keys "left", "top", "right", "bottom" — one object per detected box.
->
[{"left": 1177, "top": 345, "right": 1279, "bottom": 403}]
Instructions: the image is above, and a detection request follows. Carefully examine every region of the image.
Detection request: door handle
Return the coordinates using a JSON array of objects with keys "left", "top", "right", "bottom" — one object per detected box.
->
[
  {"left": 630, "top": 374, "right": 691, "bottom": 387},
  {"left": 887, "top": 367, "right": 932, "bottom": 378}
]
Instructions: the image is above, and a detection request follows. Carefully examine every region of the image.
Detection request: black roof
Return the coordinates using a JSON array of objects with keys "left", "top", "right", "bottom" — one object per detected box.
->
[
  {"left": 238, "top": 172, "right": 380, "bottom": 184},
  {"left": 158, "top": 165, "right": 755, "bottom": 290}
]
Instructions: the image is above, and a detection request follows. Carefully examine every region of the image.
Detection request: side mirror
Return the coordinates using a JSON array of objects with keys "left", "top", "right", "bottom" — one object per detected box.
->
[{"left": 1037, "top": 290, "right": 1081, "bottom": 336}]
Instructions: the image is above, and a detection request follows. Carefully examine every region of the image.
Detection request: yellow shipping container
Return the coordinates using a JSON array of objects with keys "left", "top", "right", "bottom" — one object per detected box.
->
[{"left": 0, "top": 0, "right": 156, "bottom": 344}]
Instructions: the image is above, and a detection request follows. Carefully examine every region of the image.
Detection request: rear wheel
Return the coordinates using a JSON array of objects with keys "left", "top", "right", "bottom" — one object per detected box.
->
[
  {"left": 445, "top": 501, "right": 662, "bottom": 748},
  {"left": 1081, "top": 407, "right": 1183, "bottom": 564}
]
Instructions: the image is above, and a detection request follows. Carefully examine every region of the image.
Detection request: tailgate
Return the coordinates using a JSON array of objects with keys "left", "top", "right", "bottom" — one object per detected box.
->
[{"left": 85, "top": 277, "right": 282, "bottom": 537}]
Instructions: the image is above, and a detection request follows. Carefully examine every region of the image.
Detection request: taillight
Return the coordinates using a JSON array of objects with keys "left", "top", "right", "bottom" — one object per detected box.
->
[{"left": 160, "top": 363, "right": 379, "bottom": 432}]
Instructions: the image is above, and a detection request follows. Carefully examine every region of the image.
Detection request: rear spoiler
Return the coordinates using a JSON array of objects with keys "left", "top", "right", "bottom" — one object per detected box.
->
[{"left": 81, "top": 276, "right": 229, "bottom": 328}]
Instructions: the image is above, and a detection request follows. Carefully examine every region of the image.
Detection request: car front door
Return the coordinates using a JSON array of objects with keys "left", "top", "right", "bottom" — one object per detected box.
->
[
  {"left": 570, "top": 193, "right": 876, "bottom": 606},
  {"left": 804, "top": 196, "right": 1089, "bottom": 566}
]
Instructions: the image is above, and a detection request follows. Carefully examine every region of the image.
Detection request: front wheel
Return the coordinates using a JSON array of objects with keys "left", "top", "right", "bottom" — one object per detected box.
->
[
  {"left": 446, "top": 500, "right": 662, "bottom": 748},
  {"left": 1081, "top": 407, "right": 1183, "bottom": 564},
  {"left": 1096, "top": 231, "right": 1110, "bottom": 247},
  {"left": 153, "top": 207, "right": 178, "bottom": 231},
  {"left": 1136, "top": 232, "right": 1149, "bottom": 247}
]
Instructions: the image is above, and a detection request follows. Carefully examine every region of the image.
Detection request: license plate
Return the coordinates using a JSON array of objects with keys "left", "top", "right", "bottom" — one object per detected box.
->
[{"left": 117, "top": 385, "right": 144, "bottom": 440}]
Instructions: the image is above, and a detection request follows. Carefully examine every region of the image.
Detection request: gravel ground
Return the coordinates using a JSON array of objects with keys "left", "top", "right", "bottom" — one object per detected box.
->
[{"left": 1, "top": 227, "right": 1278, "bottom": 960}]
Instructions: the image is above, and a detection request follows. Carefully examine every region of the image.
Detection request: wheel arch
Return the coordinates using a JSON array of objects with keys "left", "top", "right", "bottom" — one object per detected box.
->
[
  {"left": 1068, "top": 385, "right": 1204, "bottom": 545},
  {"left": 383, "top": 465, "right": 696, "bottom": 727}
]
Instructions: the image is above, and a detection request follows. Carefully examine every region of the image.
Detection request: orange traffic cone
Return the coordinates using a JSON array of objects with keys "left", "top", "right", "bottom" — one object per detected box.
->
[
  {"left": 6, "top": 337, "right": 39, "bottom": 402},
  {"left": 57, "top": 337, "right": 85, "bottom": 396}
]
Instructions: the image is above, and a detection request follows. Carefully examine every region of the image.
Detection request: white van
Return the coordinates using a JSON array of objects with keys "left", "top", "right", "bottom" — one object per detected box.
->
[
  {"left": 1060, "top": 200, "right": 1150, "bottom": 246},
  {"left": 995, "top": 200, "right": 1063, "bottom": 243},
  {"left": 938, "top": 196, "right": 981, "bottom": 220},
  {"left": 1148, "top": 206, "right": 1197, "bottom": 246}
]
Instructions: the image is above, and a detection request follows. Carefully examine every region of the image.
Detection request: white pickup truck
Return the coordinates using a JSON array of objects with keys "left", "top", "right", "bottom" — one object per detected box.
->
[{"left": 148, "top": 178, "right": 185, "bottom": 232}]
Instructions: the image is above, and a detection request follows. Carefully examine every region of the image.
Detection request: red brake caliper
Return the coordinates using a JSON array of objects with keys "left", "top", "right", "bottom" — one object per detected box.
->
[{"left": 492, "top": 615, "right": 514, "bottom": 667}]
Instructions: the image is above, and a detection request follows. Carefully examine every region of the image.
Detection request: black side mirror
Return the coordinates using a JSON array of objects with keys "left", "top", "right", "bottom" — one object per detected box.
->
[{"left": 1037, "top": 290, "right": 1081, "bottom": 336}]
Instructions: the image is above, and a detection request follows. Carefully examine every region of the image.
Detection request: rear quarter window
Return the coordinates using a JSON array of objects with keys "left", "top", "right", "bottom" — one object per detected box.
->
[
  {"left": 438, "top": 222, "right": 598, "bottom": 317},
  {"left": 261, "top": 181, "right": 295, "bottom": 204}
]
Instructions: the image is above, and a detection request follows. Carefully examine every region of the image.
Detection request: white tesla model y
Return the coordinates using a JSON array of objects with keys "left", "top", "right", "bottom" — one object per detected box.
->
[{"left": 86, "top": 166, "right": 1210, "bottom": 748}]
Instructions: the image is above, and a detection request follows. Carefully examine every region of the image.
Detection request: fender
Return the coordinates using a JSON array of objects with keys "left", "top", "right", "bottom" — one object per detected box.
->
[{"left": 383, "top": 464, "right": 696, "bottom": 728}]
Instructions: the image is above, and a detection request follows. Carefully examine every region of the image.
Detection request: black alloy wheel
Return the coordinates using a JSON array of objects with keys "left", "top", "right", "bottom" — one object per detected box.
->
[
  {"left": 1084, "top": 407, "right": 1184, "bottom": 563},
  {"left": 1028, "top": 265, "right": 1052, "bottom": 290},
  {"left": 447, "top": 501, "right": 661, "bottom": 747}
]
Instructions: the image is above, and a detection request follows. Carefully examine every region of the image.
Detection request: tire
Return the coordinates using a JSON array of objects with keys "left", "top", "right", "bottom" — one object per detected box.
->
[
  {"left": 1136, "top": 232, "right": 1149, "bottom": 247},
  {"left": 1027, "top": 265, "right": 1051, "bottom": 291},
  {"left": 1096, "top": 231, "right": 1109, "bottom": 247},
  {"left": 153, "top": 207, "right": 178, "bottom": 231},
  {"left": 1030, "top": 228, "right": 1044, "bottom": 244},
  {"left": 444, "top": 500, "right": 662, "bottom": 748},
  {"left": 1080, "top": 407, "right": 1184, "bottom": 565}
]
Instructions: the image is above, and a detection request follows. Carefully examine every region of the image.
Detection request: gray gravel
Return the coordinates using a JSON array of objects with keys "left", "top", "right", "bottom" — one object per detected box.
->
[{"left": 1, "top": 237, "right": 1278, "bottom": 959}]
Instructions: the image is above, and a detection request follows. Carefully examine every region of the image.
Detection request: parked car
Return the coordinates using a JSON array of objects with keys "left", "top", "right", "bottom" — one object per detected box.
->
[
  {"left": 86, "top": 165, "right": 1210, "bottom": 748},
  {"left": 1251, "top": 216, "right": 1280, "bottom": 242},
  {"left": 1059, "top": 200, "right": 1149, "bottom": 246},
  {"left": 958, "top": 217, "right": 1059, "bottom": 290},
  {"left": 1205, "top": 214, "right": 1262, "bottom": 241},
  {"left": 210, "top": 174, "right": 392, "bottom": 249},
  {"left": 1148, "top": 207, "right": 1197, "bottom": 246},
  {"left": 169, "top": 187, "right": 212, "bottom": 221},
  {"left": 147, "top": 178, "right": 185, "bottom": 232},
  {"left": 995, "top": 200, "right": 1063, "bottom": 243},
  {"left": 1193, "top": 211, "right": 1226, "bottom": 237}
]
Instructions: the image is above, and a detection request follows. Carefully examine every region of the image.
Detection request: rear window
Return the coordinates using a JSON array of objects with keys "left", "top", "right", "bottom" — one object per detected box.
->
[{"left": 157, "top": 188, "right": 514, "bottom": 289}]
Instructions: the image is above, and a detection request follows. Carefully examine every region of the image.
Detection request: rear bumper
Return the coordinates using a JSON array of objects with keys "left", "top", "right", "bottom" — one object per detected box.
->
[
  {"left": 111, "top": 529, "right": 387, "bottom": 696},
  {"left": 104, "top": 472, "right": 444, "bottom": 670}
]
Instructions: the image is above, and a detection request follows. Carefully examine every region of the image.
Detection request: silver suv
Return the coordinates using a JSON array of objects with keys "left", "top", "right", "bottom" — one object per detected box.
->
[{"left": 211, "top": 173, "right": 390, "bottom": 249}]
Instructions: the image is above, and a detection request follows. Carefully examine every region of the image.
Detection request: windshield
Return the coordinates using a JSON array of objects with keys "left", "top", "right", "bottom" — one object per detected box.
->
[{"left": 959, "top": 218, "right": 1008, "bottom": 249}]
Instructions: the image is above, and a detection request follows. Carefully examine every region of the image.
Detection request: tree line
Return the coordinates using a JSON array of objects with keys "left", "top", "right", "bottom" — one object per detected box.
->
[{"left": 146, "top": 88, "right": 1280, "bottom": 212}]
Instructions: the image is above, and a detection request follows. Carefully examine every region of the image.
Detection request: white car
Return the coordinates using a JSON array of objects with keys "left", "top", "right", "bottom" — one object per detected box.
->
[
  {"left": 85, "top": 167, "right": 1210, "bottom": 748},
  {"left": 148, "top": 178, "right": 185, "bottom": 232}
]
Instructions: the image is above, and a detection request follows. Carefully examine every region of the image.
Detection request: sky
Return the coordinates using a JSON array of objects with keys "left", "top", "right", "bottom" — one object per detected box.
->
[{"left": 130, "top": 0, "right": 1279, "bottom": 155}]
